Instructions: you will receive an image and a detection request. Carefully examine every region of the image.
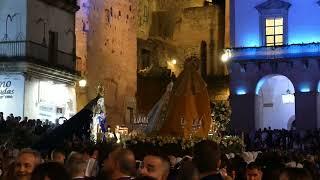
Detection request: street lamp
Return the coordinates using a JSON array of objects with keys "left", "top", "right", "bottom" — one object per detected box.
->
[
  {"left": 79, "top": 79, "right": 87, "bottom": 87},
  {"left": 3, "top": 13, "right": 18, "bottom": 41},
  {"left": 221, "top": 49, "right": 232, "bottom": 63}
]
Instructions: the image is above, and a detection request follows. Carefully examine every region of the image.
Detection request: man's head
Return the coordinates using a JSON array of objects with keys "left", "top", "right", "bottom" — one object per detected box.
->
[
  {"left": 104, "top": 147, "right": 136, "bottom": 177},
  {"left": 50, "top": 149, "right": 65, "bottom": 164},
  {"left": 139, "top": 153, "right": 170, "bottom": 180},
  {"left": 14, "top": 148, "right": 41, "bottom": 180},
  {"left": 192, "top": 140, "right": 221, "bottom": 174},
  {"left": 279, "top": 168, "right": 312, "bottom": 180},
  {"left": 31, "top": 162, "right": 70, "bottom": 180},
  {"left": 65, "top": 152, "right": 83, "bottom": 168},
  {"left": 67, "top": 159, "right": 87, "bottom": 178},
  {"left": 246, "top": 162, "right": 263, "bottom": 180}
]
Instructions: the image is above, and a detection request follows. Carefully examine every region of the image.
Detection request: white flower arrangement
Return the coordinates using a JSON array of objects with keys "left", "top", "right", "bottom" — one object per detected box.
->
[
  {"left": 211, "top": 100, "right": 232, "bottom": 133},
  {"left": 123, "top": 133, "right": 244, "bottom": 153}
]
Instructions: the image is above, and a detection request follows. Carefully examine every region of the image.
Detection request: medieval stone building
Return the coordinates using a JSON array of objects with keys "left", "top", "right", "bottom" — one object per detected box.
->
[
  {"left": 76, "top": 0, "right": 228, "bottom": 128},
  {"left": 137, "top": 0, "right": 226, "bottom": 76}
]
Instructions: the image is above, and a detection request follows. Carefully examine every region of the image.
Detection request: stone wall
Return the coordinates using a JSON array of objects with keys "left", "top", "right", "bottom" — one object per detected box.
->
[
  {"left": 137, "top": 2, "right": 226, "bottom": 76},
  {"left": 155, "top": 0, "right": 205, "bottom": 11},
  {"left": 75, "top": 0, "right": 89, "bottom": 111},
  {"left": 86, "top": 0, "right": 137, "bottom": 127},
  {"left": 75, "top": 0, "right": 89, "bottom": 74}
]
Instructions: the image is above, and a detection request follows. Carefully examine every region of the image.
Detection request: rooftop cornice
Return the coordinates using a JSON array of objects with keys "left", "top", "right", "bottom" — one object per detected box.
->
[{"left": 255, "top": 0, "right": 291, "bottom": 13}]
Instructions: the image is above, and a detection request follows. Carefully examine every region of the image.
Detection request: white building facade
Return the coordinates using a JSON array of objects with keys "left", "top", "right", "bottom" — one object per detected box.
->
[
  {"left": 227, "top": 0, "right": 320, "bottom": 131},
  {"left": 0, "top": 0, "right": 79, "bottom": 122}
]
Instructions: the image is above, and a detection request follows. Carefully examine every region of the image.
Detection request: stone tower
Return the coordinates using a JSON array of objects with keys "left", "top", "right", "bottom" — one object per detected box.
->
[{"left": 76, "top": 0, "right": 137, "bottom": 128}]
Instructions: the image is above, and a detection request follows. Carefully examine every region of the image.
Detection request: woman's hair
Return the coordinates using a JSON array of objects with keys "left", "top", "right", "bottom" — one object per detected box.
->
[
  {"left": 280, "top": 168, "right": 313, "bottom": 180},
  {"left": 31, "top": 162, "right": 70, "bottom": 180}
]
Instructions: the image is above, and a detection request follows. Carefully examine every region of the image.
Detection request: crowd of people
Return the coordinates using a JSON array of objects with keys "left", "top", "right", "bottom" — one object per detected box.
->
[
  {"left": 0, "top": 112, "right": 319, "bottom": 180},
  {"left": 243, "top": 127, "right": 320, "bottom": 153},
  {"left": 0, "top": 140, "right": 318, "bottom": 180},
  {"left": 0, "top": 112, "right": 60, "bottom": 134},
  {"left": 0, "top": 112, "right": 64, "bottom": 149}
]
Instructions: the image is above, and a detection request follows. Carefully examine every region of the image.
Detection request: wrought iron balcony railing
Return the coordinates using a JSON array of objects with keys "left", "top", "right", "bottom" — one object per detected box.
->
[
  {"left": 0, "top": 40, "right": 76, "bottom": 72},
  {"left": 228, "top": 43, "right": 320, "bottom": 61}
]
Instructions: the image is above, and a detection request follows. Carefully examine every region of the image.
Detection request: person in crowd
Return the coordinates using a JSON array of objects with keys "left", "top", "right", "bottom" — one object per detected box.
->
[
  {"left": 14, "top": 148, "right": 41, "bottom": 180},
  {"left": 279, "top": 168, "right": 313, "bottom": 180},
  {"left": 138, "top": 152, "right": 170, "bottom": 180},
  {"left": 67, "top": 159, "right": 87, "bottom": 180},
  {"left": 192, "top": 140, "right": 223, "bottom": 180},
  {"left": 85, "top": 147, "right": 100, "bottom": 178},
  {"left": 0, "top": 112, "right": 4, "bottom": 121},
  {"left": 176, "top": 160, "right": 199, "bottom": 180},
  {"left": 134, "top": 176, "right": 157, "bottom": 180},
  {"left": 50, "top": 149, "right": 66, "bottom": 165},
  {"left": 0, "top": 157, "right": 3, "bottom": 177},
  {"left": 81, "top": 148, "right": 92, "bottom": 163},
  {"left": 245, "top": 162, "right": 263, "bottom": 180},
  {"left": 9, "top": 114, "right": 14, "bottom": 121},
  {"left": 104, "top": 147, "right": 136, "bottom": 180},
  {"left": 302, "top": 160, "right": 317, "bottom": 180},
  {"left": 167, "top": 155, "right": 176, "bottom": 170},
  {"left": 66, "top": 152, "right": 83, "bottom": 168},
  {"left": 220, "top": 155, "right": 233, "bottom": 180},
  {"left": 31, "top": 162, "right": 70, "bottom": 180}
]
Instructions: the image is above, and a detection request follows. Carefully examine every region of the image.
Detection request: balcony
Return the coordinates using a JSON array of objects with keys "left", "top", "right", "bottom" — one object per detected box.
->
[
  {"left": 0, "top": 41, "right": 77, "bottom": 73},
  {"left": 39, "top": 0, "right": 79, "bottom": 13},
  {"left": 228, "top": 43, "right": 320, "bottom": 61}
]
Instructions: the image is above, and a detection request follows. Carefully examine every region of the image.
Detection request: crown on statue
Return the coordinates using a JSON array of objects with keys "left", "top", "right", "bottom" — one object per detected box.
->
[{"left": 96, "top": 82, "right": 105, "bottom": 96}]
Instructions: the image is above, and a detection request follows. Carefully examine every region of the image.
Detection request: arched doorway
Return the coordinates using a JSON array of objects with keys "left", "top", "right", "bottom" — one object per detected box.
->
[{"left": 255, "top": 75, "right": 295, "bottom": 130}]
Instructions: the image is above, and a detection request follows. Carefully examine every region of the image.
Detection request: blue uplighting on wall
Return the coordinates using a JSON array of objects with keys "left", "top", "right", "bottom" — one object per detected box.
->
[
  {"left": 238, "top": 36, "right": 260, "bottom": 48},
  {"left": 230, "top": 43, "right": 320, "bottom": 61},
  {"left": 236, "top": 88, "right": 247, "bottom": 95},
  {"left": 299, "top": 84, "right": 311, "bottom": 93},
  {"left": 317, "top": 82, "right": 320, "bottom": 93}
]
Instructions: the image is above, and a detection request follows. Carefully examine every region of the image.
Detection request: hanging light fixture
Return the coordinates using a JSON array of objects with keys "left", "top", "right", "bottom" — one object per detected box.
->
[{"left": 282, "top": 82, "right": 294, "bottom": 104}]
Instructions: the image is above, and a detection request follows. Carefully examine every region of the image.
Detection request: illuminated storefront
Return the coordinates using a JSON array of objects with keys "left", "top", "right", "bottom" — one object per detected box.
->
[
  {"left": 0, "top": 74, "right": 25, "bottom": 118},
  {"left": 0, "top": 73, "right": 76, "bottom": 123}
]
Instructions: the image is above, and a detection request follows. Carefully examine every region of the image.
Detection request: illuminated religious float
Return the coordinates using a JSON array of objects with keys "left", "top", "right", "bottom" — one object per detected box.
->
[{"left": 145, "top": 56, "right": 212, "bottom": 138}]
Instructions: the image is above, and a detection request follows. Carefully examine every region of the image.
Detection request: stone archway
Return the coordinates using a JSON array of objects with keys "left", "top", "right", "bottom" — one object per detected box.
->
[{"left": 255, "top": 75, "right": 295, "bottom": 130}]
